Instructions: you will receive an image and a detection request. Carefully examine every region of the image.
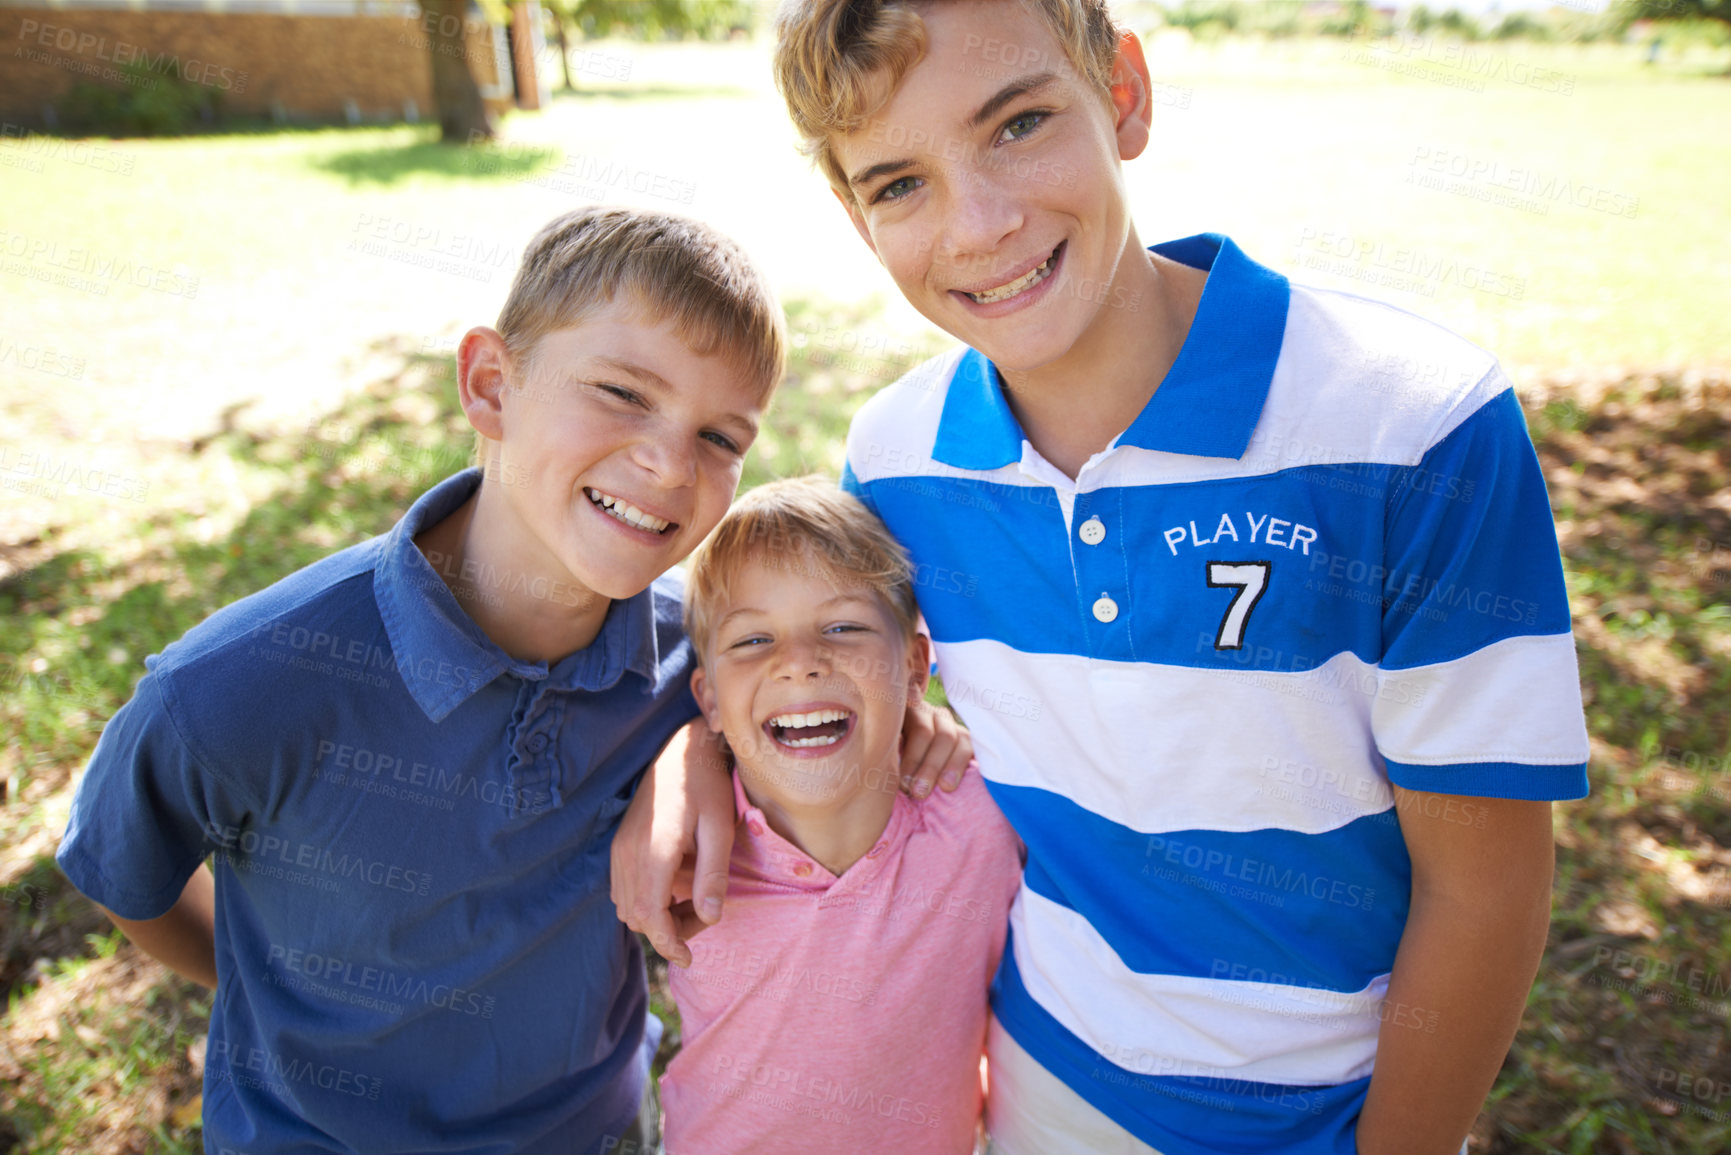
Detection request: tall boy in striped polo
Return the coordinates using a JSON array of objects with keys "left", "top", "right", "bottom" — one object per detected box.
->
[{"left": 615, "top": 2, "right": 1589, "bottom": 1153}]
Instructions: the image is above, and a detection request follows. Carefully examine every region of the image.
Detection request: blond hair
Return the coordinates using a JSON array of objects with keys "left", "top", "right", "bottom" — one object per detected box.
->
[
  {"left": 772, "top": 0, "right": 1122, "bottom": 203},
  {"left": 477, "top": 206, "right": 786, "bottom": 463},
  {"left": 685, "top": 477, "right": 918, "bottom": 666}
]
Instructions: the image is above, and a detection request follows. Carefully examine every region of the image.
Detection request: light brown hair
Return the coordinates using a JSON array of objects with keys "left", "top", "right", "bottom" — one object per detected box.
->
[
  {"left": 772, "top": 0, "right": 1122, "bottom": 203},
  {"left": 477, "top": 206, "right": 786, "bottom": 462},
  {"left": 684, "top": 476, "right": 918, "bottom": 666}
]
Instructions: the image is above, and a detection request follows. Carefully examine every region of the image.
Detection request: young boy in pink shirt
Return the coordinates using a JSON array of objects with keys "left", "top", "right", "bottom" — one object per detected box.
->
[{"left": 659, "top": 477, "right": 1023, "bottom": 1154}]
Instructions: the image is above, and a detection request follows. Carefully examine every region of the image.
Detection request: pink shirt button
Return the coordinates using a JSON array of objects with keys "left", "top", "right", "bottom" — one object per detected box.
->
[
  {"left": 866, "top": 843, "right": 886, "bottom": 859},
  {"left": 792, "top": 862, "right": 812, "bottom": 877},
  {"left": 747, "top": 820, "right": 764, "bottom": 836}
]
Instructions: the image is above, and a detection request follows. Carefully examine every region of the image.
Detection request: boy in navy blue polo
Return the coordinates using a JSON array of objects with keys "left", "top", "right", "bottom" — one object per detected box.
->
[
  {"left": 56, "top": 206, "right": 968, "bottom": 1155},
  {"left": 616, "top": 4, "right": 1591, "bottom": 1155}
]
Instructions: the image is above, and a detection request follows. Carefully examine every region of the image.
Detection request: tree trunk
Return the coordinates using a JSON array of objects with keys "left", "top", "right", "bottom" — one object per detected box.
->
[
  {"left": 425, "top": 0, "right": 495, "bottom": 143},
  {"left": 554, "top": 15, "right": 575, "bottom": 91}
]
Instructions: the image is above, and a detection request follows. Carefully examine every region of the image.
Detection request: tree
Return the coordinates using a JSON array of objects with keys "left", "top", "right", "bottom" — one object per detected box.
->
[
  {"left": 1621, "top": 0, "right": 1731, "bottom": 26},
  {"left": 425, "top": 0, "right": 752, "bottom": 140},
  {"left": 424, "top": 0, "right": 496, "bottom": 143},
  {"left": 542, "top": 0, "right": 754, "bottom": 91}
]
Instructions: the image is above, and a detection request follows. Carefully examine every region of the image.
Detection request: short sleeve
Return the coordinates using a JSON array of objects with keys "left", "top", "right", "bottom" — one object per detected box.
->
[
  {"left": 56, "top": 667, "right": 249, "bottom": 919},
  {"left": 839, "top": 460, "right": 878, "bottom": 517},
  {"left": 1371, "top": 379, "right": 1589, "bottom": 801}
]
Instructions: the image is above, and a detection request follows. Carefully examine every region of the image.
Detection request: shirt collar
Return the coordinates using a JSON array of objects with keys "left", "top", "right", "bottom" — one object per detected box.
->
[
  {"left": 730, "top": 768, "right": 920, "bottom": 890},
  {"left": 931, "top": 233, "right": 1290, "bottom": 470},
  {"left": 375, "top": 469, "right": 664, "bottom": 723}
]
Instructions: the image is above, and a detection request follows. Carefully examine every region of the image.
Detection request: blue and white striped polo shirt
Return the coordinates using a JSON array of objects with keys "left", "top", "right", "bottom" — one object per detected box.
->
[{"left": 842, "top": 234, "right": 1589, "bottom": 1154}]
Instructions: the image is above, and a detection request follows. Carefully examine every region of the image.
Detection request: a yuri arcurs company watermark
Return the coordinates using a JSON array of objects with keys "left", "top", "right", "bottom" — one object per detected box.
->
[
  {"left": 1, "top": 122, "right": 135, "bottom": 176},
  {"left": 13, "top": 17, "right": 249, "bottom": 94},
  {"left": 1, "top": 228, "right": 199, "bottom": 299},
  {"left": 465, "top": 137, "right": 698, "bottom": 205},
  {"left": 347, "top": 213, "right": 516, "bottom": 284},
  {"left": 1292, "top": 227, "right": 1527, "bottom": 301},
  {"left": 1404, "top": 145, "right": 1639, "bottom": 219}
]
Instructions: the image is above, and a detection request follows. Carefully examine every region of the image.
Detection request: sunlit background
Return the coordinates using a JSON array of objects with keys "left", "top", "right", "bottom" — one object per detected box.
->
[{"left": 2, "top": 1, "right": 1729, "bottom": 1150}]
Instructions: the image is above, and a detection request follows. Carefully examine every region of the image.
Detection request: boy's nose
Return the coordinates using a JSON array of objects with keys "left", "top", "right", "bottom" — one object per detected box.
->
[
  {"left": 630, "top": 433, "right": 697, "bottom": 488},
  {"left": 938, "top": 170, "right": 1026, "bottom": 272},
  {"left": 775, "top": 639, "right": 833, "bottom": 680}
]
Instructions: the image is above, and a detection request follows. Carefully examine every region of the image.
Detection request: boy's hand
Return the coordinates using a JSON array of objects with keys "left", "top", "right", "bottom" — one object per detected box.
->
[
  {"left": 610, "top": 717, "right": 735, "bottom": 968},
  {"left": 900, "top": 698, "right": 972, "bottom": 798}
]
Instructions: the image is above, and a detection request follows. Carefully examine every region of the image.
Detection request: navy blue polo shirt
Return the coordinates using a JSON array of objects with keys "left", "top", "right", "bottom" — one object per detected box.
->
[{"left": 58, "top": 469, "right": 698, "bottom": 1155}]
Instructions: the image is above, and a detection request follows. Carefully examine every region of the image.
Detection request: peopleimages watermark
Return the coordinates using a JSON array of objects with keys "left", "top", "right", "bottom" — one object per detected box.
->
[
  {"left": 1208, "top": 958, "right": 1440, "bottom": 1035},
  {"left": 1587, "top": 946, "right": 1731, "bottom": 1016},
  {"left": 266, "top": 942, "right": 498, "bottom": 1019},
  {"left": 1689, "top": 536, "right": 1731, "bottom": 591},
  {"left": 466, "top": 137, "right": 697, "bottom": 205},
  {"left": 312, "top": 738, "right": 551, "bottom": 816},
  {"left": 1197, "top": 633, "right": 1429, "bottom": 710},
  {"left": 1405, "top": 145, "right": 1639, "bottom": 219},
  {"left": 794, "top": 324, "right": 920, "bottom": 384},
  {"left": 704, "top": 1053, "right": 945, "bottom": 1131},
  {"left": 0, "top": 446, "right": 150, "bottom": 503},
  {"left": 1, "top": 228, "right": 200, "bottom": 298},
  {"left": 0, "top": 338, "right": 86, "bottom": 380},
  {"left": 685, "top": 939, "right": 884, "bottom": 1007},
  {"left": 862, "top": 119, "right": 1078, "bottom": 191},
  {"left": 206, "top": 1039, "right": 382, "bottom": 1101},
  {"left": 956, "top": 31, "right": 1191, "bottom": 108},
  {"left": 1, "top": 880, "right": 49, "bottom": 912},
  {"left": 1292, "top": 227, "right": 1526, "bottom": 300},
  {"left": 0, "top": 122, "right": 134, "bottom": 175},
  {"left": 1650, "top": 1064, "right": 1731, "bottom": 1124},
  {"left": 1142, "top": 835, "right": 1377, "bottom": 911},
  {"left": 203, "top": 820, "right": 434, "bottom": 897},
  {"left": 1648, "top": 743, "right": 1731, "bottom": 804},
  {"left": 1089, "top": 1046, "right": 1327, "bottom": 1116},
  {"left": 1344, "top": 33, "right": 1576, "bottom": 96},
  {"left": 347, "top": 213, "right": 515, "bottom": 284},
  {"left": 14, "top": 18, "right": 248, "bottom": 91}
]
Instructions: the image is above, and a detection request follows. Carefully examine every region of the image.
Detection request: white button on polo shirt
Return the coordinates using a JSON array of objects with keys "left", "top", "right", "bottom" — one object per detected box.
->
[
  {"left": 1092, "top": 594, "right": 1118, "bottom": 623},
  {"left": 1079, "top": 517, "right": 1106, "bottom": 545}
]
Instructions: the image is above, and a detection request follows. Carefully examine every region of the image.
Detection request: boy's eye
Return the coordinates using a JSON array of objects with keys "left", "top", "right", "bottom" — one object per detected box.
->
[
  {"left": 872, "top": 175, "right": 920, "bottom": 205},
  {"left": 594, "top": 382, "right": 644, "bottom": 405},
  {"left": 726, "top": 635, "right": 769, "bottom": 650},
  {"left": 999, "top": 110, "right": 1048, "bottom": 144},
  {"left": 702, "top": 430, "right": 741, "bottom": 454}
]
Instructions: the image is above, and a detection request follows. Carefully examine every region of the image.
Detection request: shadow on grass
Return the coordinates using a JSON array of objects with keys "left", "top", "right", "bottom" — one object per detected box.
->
[
  {"left": 0, "top": 288, "right": 937, "bottom": 984},
  {"left": 0, "top": 291, "right": 943, "bottom": 1149},
  {"left": 308, "top": 132, "right": 559, "bottom": 187},
  {"left": 5, "top": 320, "right": 1728, "bottom": 1152}
]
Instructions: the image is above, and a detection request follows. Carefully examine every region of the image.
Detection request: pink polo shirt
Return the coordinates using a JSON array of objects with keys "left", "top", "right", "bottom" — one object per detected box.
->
[{"left": 660, "top": 763, "right": 1023, "bottom": 1155}]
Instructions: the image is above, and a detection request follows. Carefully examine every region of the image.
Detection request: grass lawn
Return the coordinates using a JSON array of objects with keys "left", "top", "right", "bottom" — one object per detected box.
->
[{"left": 2, "top": 30, "right": 1729, "bottom": 1154}]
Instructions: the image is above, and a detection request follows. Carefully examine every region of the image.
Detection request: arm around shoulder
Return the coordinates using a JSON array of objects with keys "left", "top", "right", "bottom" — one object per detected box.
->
[{"left": 610, "top": 714, "right": 738, "bottom": 967}]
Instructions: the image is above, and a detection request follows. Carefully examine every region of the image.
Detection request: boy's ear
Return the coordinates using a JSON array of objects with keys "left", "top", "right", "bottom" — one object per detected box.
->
[
  {"left": 690, "top": 665, "right": 721, "bottom": 730},
  {"left": 1108, "top": 30, "right": 1154, "bottom": 162},
  {"left": 905, "top": 631, "right": 933, "bottom": 702},
  {"left": 457, "top": 326, "right": 512, "bottom": 442},
  {"left": 834, "top": 186, "right": 880, "bottom": 262}
]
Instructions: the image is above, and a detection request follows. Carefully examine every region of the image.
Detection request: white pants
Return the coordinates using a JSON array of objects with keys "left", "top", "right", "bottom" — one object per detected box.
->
[{"left": 984, "top": 1017, "right": 1164, "bottom": 1155}]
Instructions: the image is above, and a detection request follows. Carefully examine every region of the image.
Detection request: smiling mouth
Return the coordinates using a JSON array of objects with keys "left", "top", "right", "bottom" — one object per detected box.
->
[
  {"left": 966, "top": 243, "right": 1062, "bottom": 304},
  {"left": 586, "top": 488, "right": 674, "bottom": 535},
  {"left": 764, "top": 708, "right": 855, "bottom": 749}
]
